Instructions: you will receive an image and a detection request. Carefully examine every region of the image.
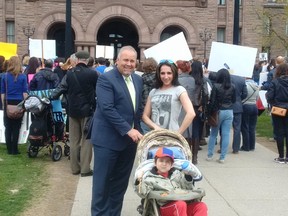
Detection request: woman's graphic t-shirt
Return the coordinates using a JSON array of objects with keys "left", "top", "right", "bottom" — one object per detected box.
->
[{"left": 149, "top": 86, "right": 186, "bottom": 131}]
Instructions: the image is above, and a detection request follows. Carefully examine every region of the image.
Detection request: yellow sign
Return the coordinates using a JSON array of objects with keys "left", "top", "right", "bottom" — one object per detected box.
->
[{"left": 0, "top": 42, "right": 18, "bottom": 59}]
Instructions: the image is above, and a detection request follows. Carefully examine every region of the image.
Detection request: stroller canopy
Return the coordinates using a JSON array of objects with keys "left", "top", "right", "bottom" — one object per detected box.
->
[{"left": 137, "top": 129, "right": 192, "bottom": 165}]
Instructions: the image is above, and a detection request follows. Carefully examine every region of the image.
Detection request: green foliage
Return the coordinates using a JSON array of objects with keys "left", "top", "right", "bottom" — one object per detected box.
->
[
  {"left": 256, "top": 110, "right": 273, "bottom": 138},
  {"left": 0, "top": 144, "right": 48, "bottom": 216}
]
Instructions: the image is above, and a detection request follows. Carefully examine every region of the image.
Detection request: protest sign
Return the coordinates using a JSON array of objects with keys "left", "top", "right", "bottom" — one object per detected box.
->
[
  {"left": 144, "top": 32, "right": 192, "bottom": 63},
  {"left": 96, "top": 45, "right": 114, "bottom": 59},
  {"left": 208, "top": 42, "right": 257, "bottom": 77},
  {"left": 0, "top": 42, "right": 17, "bottom": 59},
  {"left": 29, "top": 39, "right": 56, "bottom": 59}
]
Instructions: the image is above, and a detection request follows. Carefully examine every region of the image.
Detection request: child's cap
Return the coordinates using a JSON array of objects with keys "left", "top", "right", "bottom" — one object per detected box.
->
[{"left": 155, "top": 147, "right": 174, "bottom": 162}]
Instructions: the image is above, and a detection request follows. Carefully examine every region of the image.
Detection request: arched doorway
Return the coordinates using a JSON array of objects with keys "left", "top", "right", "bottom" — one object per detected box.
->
[
  {"left": 97, "top": 18, "right": 139, "bottom": 60},
  {"left": 47, "top": 22, "right": 75, "bottom": 58},
  {"left": 160, "top": 25, "right": 186, "bottom": 42}
]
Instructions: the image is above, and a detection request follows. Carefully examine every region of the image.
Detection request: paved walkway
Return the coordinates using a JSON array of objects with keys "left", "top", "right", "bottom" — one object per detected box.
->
[{"left": 71, "top": 141, "right": 288, "bottom": 216}]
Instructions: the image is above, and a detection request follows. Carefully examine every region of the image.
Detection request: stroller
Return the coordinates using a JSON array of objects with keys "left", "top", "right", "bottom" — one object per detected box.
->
[
  {"left": 134, "top": 129, "right": 205, "bottom": 216},
  {"left": 23, "top": 95, "right": 70, "bottom": 161}
]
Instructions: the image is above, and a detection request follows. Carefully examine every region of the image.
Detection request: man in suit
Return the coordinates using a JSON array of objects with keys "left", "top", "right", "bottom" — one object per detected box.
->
[
  {"left": 231, "top": 75, "right": 248, "bottom": 154},
  {"left": 91, "top": 46, "right": 143, "bottom": 216}
]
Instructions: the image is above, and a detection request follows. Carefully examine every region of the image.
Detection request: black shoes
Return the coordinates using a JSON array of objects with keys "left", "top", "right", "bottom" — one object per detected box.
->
[
  {"left": 72, "top": 171, "right": 80, "bottom": 175},
  {"left": 81, "top": 170, "right": 93, "bottom": 177}
]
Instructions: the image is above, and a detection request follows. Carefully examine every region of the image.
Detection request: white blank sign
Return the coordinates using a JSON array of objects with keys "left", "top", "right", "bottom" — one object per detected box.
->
[
  {"left": 144, "top": 32, "right": 192, "bottom": 63},
  {"left": 29, "top": 39, "right": 56, "bottom": 59},
  {"left": 208, "top": 42, "right": 257, "bottom": 77},
  {"left": 96, "top": 45, "right": 114, "bottom": 59}
]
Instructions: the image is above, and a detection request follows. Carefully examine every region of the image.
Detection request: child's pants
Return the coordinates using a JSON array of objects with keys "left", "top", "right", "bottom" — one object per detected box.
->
[{"left": 160, "top": 200, "right": 207, "bottom": 216}]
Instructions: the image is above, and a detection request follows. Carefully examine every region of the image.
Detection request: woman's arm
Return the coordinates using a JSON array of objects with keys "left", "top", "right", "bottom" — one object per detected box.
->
[
  {"left": 142, "top": 96, "right": 162, "bottom": 130},
  {"left": 178, "top": 91, "right": 195, "bottom": 134}
]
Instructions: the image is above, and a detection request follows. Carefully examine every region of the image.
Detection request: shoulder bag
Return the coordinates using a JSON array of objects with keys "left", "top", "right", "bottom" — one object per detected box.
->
[
  {"left": 271, "top": 106, "right": 287, "bottom": 117},
  {"left": 207, "top": 110, "right": 219, "bottom": 127},
  {"left": 5, "top": 73, "right": 25, "bottom": 119}
]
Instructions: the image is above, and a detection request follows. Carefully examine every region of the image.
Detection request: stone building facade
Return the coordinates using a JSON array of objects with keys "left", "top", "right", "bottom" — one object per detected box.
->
[{"left": 0, "top": 0, "right": 286, "bottom": 60}]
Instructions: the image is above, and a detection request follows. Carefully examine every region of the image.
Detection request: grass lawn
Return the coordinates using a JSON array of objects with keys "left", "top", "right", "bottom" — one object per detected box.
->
[
  {"left": 0, "top": 144, "right": 49, "bottom": 216},
  {"left": 256, "top": 110, "right": 273, "bottom": 138}
]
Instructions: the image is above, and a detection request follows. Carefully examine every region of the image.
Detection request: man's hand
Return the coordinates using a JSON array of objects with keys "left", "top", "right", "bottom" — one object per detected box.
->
[{"left": 127, "top": 129, "right": 143, "bottom": 143}]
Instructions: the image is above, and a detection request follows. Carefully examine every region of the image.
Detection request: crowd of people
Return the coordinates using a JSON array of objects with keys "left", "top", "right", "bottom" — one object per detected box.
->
[{"left": 1, "top": 49, "right": 288, "bottom": 215}]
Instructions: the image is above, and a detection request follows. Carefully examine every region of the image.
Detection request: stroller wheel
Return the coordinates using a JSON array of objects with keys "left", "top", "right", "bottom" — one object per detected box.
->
[
  {"left": 51, "top": 144, "right": 62, "bottom": 161},
  {"left": 64, "top": 140, "right": 70, "bottom": 157},
  {"left": 27, "top": 142, "right": 39, "bottom": 158}
]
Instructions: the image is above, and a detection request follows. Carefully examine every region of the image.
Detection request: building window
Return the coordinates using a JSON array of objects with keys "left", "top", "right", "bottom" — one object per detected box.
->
[
  {"left": 6, "top": 21, "right": 15, "bottom": 43},
  {"left": 160, "top": 26, "right": 184, "bottom": 42},
  {"left": 217, "top": 28, "right": 225, "bottom": 42},
  {"left": 218, "top": 0, "right": 226, "bottom": 5}
]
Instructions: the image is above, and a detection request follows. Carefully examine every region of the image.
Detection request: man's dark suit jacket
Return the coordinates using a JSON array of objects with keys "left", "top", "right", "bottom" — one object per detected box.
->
[
  {"left": 91, "top": 68, "right": 143, "bottom": 150},
  {"left": 231, "top": 75, "right": 248, "bottom": 114}
]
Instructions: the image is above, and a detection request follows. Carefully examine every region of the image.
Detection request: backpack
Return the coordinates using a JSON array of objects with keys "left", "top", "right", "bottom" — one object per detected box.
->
[{"left": 28, "top": 115, "right": 48, "bottom": 141}]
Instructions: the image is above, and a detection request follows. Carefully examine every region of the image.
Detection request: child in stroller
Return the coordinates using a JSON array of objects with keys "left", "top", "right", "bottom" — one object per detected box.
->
[
  {"left": 23, "top": 95, "right": 69, "bottom": 161},
  {"left": 134, "top": 130, "right": 207, "bottom": 216}
]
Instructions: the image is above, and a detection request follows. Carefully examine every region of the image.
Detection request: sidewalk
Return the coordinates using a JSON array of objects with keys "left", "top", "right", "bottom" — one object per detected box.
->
[{"left": 71, "top": 142, "right": 288, "bottom": 216}]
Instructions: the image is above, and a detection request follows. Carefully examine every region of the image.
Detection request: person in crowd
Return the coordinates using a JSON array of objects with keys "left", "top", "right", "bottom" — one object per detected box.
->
[
  {"left": 252, "top": 60, "right": 265, "bottom": 85},
  {"left": 261, "top": 57, "right": 284, "bottom": 90},
  {"left": 95, "top": 57, "right": 107, "bottom": 74},
  {"left": 51, "top": 51, "right": 98, "bottom": 176},
  {"left": 21, "top": 54, "right": 30, "bottom": 72},
  {"left": 53, "top": 57, "right": 66, "bottom": 81},
  {"left": 176, "top": 60, "right": 196, "bottom": 162},
  {"left": 0, "top": 56, "right": 6, "bottom": 109},
  {"left": 1, "top": 56, "right": 28, "bottom": 155},
  {"left": 87, "top": 56, "right": 95, "bottom": 68},
  {"left": 240, "top": 78, "right": 259, "bottom": 151},
  {"left": 206, "top": 69, "right": 236, "bottom": 163},
  {"left": 29, "top": 59, "right": 59, "bottom": 91},
  {"left": 51, "top": 55, "right": 77, "bottom": 134},
  {"left": 140, "top": 57, "right": 158, "bottom": 134},
  {"left": 0, "top": 55, "right": 6, "bottom": 73},
  {"left": 135, "top": 60, "right": 144, "bottom": 76},
  {"left": 142, "top": 60, "right": 195, "bottom": 136},
  {"left": 24, "top": 56, "right": 41, "bottom": 84},
  {"left": 266, "top": 63, "right": 288, "bottom": 164},
  {"left": 189, "top": 60, "right": 208, "bottom": 164},
  {"left": 90, "top": 46, "right": 143, "bottom": 215},
  {"left": 135, "top": 147, "right": 208, "bottom": 216},
  {"left": 231, "top": 74, "right": 247, "bottom": 154}
]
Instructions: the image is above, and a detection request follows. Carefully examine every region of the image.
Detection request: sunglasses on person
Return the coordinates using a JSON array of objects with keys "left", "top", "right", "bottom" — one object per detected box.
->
[
  {"left": 159, "top": 59, "right": 174, "bottom": 64},
  {"left": 159, "top": 59, "right": 177, "bottom": 67}
]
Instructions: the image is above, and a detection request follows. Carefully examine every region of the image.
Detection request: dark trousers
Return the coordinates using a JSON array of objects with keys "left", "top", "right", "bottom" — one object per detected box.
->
[
  {"left": 4, "top": 110, "right": 22, "bottom": 155},
  {"left": 241, "top": 104, "right": 258, "bottom": 151},
  {"left": 232, "top": 113, "right": 242, "bottom": 152},
  {"left": 91, "top": 143, "right": 137, "bottom": 216},
  {"left": 272, "top": 115, "right": 288, "bottom": 158}
]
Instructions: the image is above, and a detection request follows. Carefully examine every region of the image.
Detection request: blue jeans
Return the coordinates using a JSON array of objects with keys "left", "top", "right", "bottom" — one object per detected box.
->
[
  {"left": 208, "top": 109, "right": 233, "bottom": 160},
  {"left": 241, "top": 104, "right": 258, "bottom": 151}
]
